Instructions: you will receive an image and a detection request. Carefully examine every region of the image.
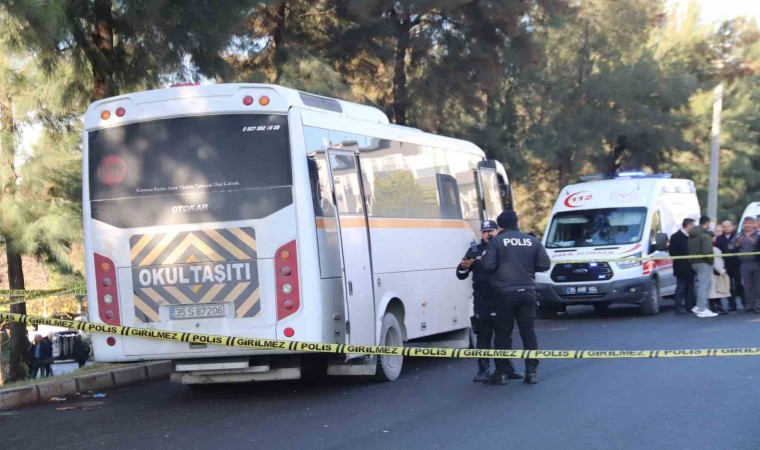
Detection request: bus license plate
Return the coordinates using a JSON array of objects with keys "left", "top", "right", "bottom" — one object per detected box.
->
[
  {"left": 564, "top": 286, "right": 598, "bottom": 295},
  {"left": 170, "top": 304, "right": 226, "bottom": 320}
]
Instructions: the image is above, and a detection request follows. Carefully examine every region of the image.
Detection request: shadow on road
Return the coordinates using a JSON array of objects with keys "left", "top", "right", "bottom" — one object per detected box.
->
[
  {"left": 168, "top": 357, "right": 454, "bottom": 404},
  {"left": 542, "top": 300, "right": 680, "bottom": 322}
]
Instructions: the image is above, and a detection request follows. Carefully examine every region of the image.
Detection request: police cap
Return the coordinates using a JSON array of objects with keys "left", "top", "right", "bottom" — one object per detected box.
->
[{"left": 480, "top": 220, "right": 497, "bottom": 231}]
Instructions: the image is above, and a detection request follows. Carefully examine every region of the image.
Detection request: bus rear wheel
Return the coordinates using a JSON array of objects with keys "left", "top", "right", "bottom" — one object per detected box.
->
[{"left": 374, "top": 312, "right": 404, "bottom": 381}]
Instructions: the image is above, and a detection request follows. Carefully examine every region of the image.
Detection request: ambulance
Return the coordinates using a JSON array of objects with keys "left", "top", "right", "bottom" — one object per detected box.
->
[
  {"left": 739, "top": 202, "right": 760, "bottom": 227},
  {"left": 535, "top": 172, "right": 700, "bottom": 317}
]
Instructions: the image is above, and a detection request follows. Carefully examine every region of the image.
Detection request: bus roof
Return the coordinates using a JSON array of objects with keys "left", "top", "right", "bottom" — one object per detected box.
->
[{"left": 85, "top": 83, "right": 486, "bottom": 157}]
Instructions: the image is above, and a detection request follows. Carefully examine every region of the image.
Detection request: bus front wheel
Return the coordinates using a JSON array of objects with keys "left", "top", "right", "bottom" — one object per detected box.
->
[{"left": 374, "top": 312, "right": 404, "bottom": 381}]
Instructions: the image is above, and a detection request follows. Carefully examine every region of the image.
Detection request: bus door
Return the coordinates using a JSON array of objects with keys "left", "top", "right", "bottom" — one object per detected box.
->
[
  {"left": 476, "top": 162, "right": 511, "bottom": 221},
  {"left": 325, "top": 149, "right": 376, "bottom": 354}
]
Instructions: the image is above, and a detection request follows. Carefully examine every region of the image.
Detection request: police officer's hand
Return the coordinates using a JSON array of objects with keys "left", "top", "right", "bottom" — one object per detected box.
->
[{"left": 459, "top": 258, "right": 475, "bottom": 269}]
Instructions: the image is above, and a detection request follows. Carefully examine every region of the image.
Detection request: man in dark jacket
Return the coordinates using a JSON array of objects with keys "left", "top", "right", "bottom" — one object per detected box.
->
[
  {"left": 30, "top": 334, "right": 53, "bottom": 378},
  {"left": 457, "top": 219, "right": 518, "bottom": 381},
  {"left": 480, "top": 210, "right": 551, "bottom": 385},
  {"left": 729, "top": 217, "right": 760, "bottom": 313},
  {"left": 72, "top": 335, "right": 91, "bottom": 368},
  {"left": 670, "top": 218, "right": 696, "bottom": 314},
  {"left": 715, "top": 220, "right": 742, "bottom": 311},
  {"left": 689, "top": 216, "right": 717, "bottom": 318}
]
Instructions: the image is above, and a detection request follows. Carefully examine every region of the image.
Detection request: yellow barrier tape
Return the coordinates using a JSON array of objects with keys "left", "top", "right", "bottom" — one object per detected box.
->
[
  {"left": 1, "top": 312, "right": 758, "bottom": 360},
  {"left": 0, "top": 284, "right": 87, "bottom": 305}
]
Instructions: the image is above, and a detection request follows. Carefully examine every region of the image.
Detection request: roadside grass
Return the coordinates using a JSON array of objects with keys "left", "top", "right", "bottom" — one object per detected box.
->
[{"left": 0, "top": 363, "right": 117, "bottom": 390}]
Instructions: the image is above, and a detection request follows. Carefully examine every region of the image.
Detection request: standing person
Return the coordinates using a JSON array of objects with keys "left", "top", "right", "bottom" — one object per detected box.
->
[
  {"left": 29, "top": 334, "right": 44, "bottom": 379},
  {"left": 480, "top": 210, "right": 551, "bottom": 385},
  {"left": 689, "top": 216, "right": 718, "bottom": 318},
  {"left": 708, "top": 242, "right": 730, "bottom": 314},
  {"left": 0, "top": 325, "right": 10, "bottom": 384},
  {"left": 456, "top": 220, "right": 521, "bottom": 381},
  {"left": 729, "top": 217, "right": 760, "bottom": 313},
  {"left": 670, "top": 218, "right": 696, "bottom": 315},
  {"left": 716, "top": 220, "right": 742, "bottom": 311},
  {"left": 40, "top": 336, "right": 54, "bottom": 377},
  {"left": 709, "top": 224, "right": 725, "bottom": 313},
  {"left": 72, "top": 335, "right": 91, "bottom": 369}
]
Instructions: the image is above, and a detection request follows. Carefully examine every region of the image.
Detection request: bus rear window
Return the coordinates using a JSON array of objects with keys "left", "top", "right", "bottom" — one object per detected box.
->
[{"left": 88, "top": 114, "right": 291, "bottom": 201}]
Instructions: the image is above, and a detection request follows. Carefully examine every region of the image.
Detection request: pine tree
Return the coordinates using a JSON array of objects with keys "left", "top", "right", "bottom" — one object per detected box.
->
[{"left": 2, "top": 0, "right": 256, "bottom": 100}]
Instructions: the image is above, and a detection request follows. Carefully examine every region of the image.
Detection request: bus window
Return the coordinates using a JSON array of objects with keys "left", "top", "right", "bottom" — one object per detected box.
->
[
  {"left": 447, "top": 151, "right": 480, "bottom": 221},
  {"left": 88, "top": 114, "right": 291, "bottom": 201},
  {"left": 437, "top": 174, "right": 463, "bottom": 220},
  {"left": 477, "top": 168, "right": 502, "bottom": 220},
  {"left": 307, "top": 152, "right": 335, "bottom": 217}
]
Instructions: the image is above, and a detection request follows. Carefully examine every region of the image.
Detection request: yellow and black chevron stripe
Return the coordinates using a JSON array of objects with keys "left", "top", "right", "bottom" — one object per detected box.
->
[{"left": 129, "top": 227, "right": 260, "bottom": 324}]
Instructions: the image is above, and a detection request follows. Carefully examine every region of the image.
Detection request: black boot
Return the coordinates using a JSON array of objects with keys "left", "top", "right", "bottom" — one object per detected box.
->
[
  {"left": 505, "top": 360, "right": 524, "bottom": 380},
  {"left": 484, "top": 372, "right": 509, "bottom": 385},
  {"left": 473, "top": 360, "right": 490, "bottom": 382},
  {"left": 524, "top": 372, "right": 538, "bottom": 384}
]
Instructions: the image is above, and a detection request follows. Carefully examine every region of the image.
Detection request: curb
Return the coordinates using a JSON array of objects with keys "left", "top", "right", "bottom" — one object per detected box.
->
[{"left": 0, "top": 360, "right": 171, "bottom": 411}]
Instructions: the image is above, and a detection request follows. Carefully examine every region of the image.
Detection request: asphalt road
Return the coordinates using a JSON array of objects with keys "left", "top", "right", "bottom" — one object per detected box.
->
[{"left": 2, "top": 305, "right": 759, "bottom": 450}]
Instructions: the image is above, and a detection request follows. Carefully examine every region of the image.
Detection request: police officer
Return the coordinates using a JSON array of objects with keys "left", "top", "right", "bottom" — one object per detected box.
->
[
  {"left": 456, "top": 219, "right": 507, "bottom": 382},
  {"left": 480, "top": 210, "right": 551, "bottom": 385}
]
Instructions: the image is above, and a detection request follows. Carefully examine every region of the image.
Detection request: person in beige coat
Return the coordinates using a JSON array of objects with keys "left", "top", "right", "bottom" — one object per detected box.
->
[{"left": 708, "top": 245, "right": 731, "bottom": 314}]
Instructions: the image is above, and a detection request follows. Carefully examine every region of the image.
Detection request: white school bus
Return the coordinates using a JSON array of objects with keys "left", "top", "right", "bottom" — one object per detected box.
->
[{"left": 83, "top": 84, "right": 512, "bottom": 384}]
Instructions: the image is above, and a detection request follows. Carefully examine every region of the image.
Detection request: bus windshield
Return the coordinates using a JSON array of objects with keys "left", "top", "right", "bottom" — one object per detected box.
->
[
  {"left": 546, "top": 207, "right": 647, "bottom": 248},
  {"left": 88, "top": 114, "right": 291, "bottom": 201}
]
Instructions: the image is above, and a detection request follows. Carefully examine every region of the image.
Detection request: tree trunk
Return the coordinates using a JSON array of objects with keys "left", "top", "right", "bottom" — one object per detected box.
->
[
  {"left": 91, "top": 0, "right": 115, "bottom": 100},
  {"left": 4, "top": 240, "right": 29, "bottom": 383},
  {"left": 558, "top": 150, "right": 573, "bottom": 189},
  {"left": 392, "top": 20, "right": 412, "bottom": 126},
  {"left": 609, "top": 136, "right": 627, "bottom": 173},
  {"left": 272, "top": 1, "right": 288, "bottom": 83}
]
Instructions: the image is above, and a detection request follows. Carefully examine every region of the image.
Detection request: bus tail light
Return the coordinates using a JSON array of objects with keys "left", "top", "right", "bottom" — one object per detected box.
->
[
  {"left": 275, "top": 240, "right": 300, "bottom": 320},
  {"left": 95, "top": 253, "right": 121, "bottom": 325}
]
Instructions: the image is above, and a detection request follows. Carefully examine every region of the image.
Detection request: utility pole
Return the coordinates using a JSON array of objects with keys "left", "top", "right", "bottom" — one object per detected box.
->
[{"left": 707, "top": 84, "right": 723, "bottom": 221}]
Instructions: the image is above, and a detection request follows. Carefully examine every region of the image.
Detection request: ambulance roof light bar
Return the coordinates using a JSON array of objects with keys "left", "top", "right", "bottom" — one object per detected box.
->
[{"left": 579, "top": 171, "right": 672, "bottom": 181}]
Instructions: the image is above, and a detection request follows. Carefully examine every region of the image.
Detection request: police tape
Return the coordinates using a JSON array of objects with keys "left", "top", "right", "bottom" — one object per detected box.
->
[
  {"left": 2, "top": 251, "right": 759, "bottom": 305},
  {"left": 0, "top": 284, "right": 87, "bottom": 305},
  {"left": 1, "top": 312, "right": 758, "bottom": 360}
]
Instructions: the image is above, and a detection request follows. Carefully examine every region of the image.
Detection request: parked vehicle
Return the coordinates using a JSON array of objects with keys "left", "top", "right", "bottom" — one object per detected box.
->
[{"left": 535, "top": 172, "right": 700, "bottom": 317}]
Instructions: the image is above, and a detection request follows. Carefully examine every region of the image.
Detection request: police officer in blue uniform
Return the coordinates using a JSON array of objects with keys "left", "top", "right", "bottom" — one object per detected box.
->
[
  {"left": 457, "top": 220, "right": 524, "bottom": 382},
  {"left": 457, "top": 220, "right": 498, "bottom": 381},
  {"left": 480, "top": 210, "right": 551, "bottom": 385}
]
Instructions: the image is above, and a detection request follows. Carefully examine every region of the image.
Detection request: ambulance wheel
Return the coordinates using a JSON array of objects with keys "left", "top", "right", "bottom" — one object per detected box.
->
[
  {"left": 374, "top": 312, "right": 404, "bottom": 382},
  {"left": 640, "top": 279, "right": 660, "bottom": 316}
]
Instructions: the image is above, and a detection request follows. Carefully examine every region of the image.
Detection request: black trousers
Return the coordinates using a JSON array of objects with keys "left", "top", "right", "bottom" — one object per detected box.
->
[
  {"left": 726, "top": 268, "right": 743, "bottom": 309},
  {"left": 674, "top": 275, "right": 696, "bottom": 311},
  {"left": 492, "top": 289, "right": 539, "bottom": 374},
  {"left": 472, "top": 296, "right": 495, "bottom": 367}
]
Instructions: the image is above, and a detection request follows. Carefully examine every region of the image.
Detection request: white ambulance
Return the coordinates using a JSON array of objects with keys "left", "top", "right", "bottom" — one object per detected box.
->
[
  {"left": 535, "top": 172, "right": 700, "bottom": 317},
  {"left": 739, "top": 202, "right": 760, "bottom": 227}
]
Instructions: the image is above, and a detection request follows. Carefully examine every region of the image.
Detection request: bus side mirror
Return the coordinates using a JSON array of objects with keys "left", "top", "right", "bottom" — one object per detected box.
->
[{"left": 655, "top": 232, "right": 669, "bottom": 252}]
